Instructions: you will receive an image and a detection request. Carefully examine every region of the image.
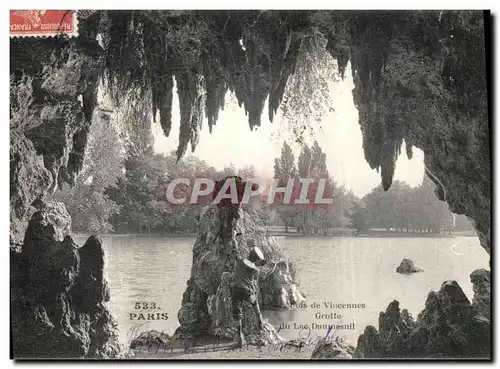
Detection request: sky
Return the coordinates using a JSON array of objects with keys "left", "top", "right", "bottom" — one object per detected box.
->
[{"left": 153, "top": 65, "right": 425, "bottom": 198}]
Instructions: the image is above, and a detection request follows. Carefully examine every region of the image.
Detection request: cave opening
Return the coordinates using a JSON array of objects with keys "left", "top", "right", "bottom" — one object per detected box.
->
[{"left": 9, "top": 10, "right": 490, "bottom": 359}]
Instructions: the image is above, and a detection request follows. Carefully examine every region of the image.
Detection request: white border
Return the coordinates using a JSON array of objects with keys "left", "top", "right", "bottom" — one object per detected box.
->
[{"left": 2, "top": 3, "right": 498, "bottom": 369}]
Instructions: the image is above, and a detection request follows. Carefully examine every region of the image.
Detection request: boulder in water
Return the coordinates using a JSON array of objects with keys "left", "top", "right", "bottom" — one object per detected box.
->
[
  {"left": 176, "top": 201, "right": 304, "bottom": 343},
  {"left": 11, "top": 203, "right": 122, "bottom": 358},
  {"left": 396, "top": 258, "right": 423, "bottom": 274}
]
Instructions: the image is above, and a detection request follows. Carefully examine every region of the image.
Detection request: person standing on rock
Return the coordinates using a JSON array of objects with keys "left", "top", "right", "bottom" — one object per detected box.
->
[{"left": 231, "top": 238, "right": 266, "bottom": 349}]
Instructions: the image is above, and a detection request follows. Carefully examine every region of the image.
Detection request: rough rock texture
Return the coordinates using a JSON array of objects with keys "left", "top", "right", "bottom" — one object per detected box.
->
[
  {"left": 311, "top": 339, "right": 356, "bottom": 359},
  {"left": 10, "top": 10, "right": 490, "bottom": 358},
  {"left": 352, "top": 274, "right": 490, "bottom": 359},
  {"left": 10, "top": 131, "right": 53, "bottom": 246},
  {"left": 470, "top": 269, "right": 490, "bottom": 320},
  {"left": 325, "top": 11, "right": 490, "bottom": 254},
  {"left": 130, "top": 330, "right": 172, "bottom": 352},
  {"left": 206, "top": 271, "right": 285, "bottom": 345},
  {"left": 10, "top": 18, "right": 102, "bottom": 244},
  {"left": 396, "top": 258, "right": 424, "bottom": 274},
  {"left": 11, "top": 203, "right": 122, "bottom": 358},
  {"left": 176, "top": 204, "right": 304, "bottom": 344},
  {"left": 9, "top": 15, "right": 122, "bottom": 358}
]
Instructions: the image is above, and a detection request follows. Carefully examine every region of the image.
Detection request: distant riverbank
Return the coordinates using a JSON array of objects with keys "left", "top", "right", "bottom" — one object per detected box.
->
[
  {"left": 356, "top": 231, "right": 453, "bottom": 238},
  {"left": 73, "top": 230, "right": 475, "bottom": 239}
]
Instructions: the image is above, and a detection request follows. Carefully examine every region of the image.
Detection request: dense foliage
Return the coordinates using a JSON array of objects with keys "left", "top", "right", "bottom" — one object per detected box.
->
[
  {"left": 353, "top": 179, "right": 458, "bottom": 234},
  {"left": 52, "top": 115, "right": 473, "bottom": 236},
  {"left": 52, "top": 110, "right": 123, "bottom": 233}
]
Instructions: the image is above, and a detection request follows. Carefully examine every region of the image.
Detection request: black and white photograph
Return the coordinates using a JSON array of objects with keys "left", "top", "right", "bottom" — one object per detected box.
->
[{"left": 8, "top": 7, "right": 492, "bottom": 361}]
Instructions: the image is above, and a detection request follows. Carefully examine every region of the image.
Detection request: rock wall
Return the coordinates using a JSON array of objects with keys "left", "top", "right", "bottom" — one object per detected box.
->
[
  {"left": 11, "top": 202, "right": 122, "bottom": 358},
  {"left": 10, "top": 17, "right": 101, "bottom": 244},
  {"left": 322, "top": 11, "right": 490, "bottom": 253},
  {"left": 176, "top": 205, "right": 304, "bottom": 343},
  {"left": 311, "top": 340, "right": 355, "bottom": 359},
  {"left": 312, "top": 270, "right": 490, "bottom": 359},
  {"left": 10, "top": 16, "right": 120, "bottom": 357},
  {"left": 316, "top": 11, "right": 491, "bottom": 359}
]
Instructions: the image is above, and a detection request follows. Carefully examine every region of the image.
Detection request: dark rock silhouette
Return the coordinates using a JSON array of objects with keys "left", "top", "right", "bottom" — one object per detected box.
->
[
  {"left": 11, "top": 204, "right": 122, "bottom": 358},
  {"left": 352, "top": 272, "right": 490, "bottom": 359},
  {"left": 396, "top": 258, "right": 423, "bottom": 274},
  {"left": 311, "top": 339, "right": 355, "bottom": 359},
  {"left": 470, "top": 269, "right": 490, "bottom": 320},
  {"left": 176, "top": 192, "right": 303, "bottom": 345}
]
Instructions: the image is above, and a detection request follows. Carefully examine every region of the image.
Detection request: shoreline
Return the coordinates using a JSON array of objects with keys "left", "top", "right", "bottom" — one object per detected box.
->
[
  {"left": 72, "top": 232, "right": 476, "bottom": 239},
  {"left": 129, "top": 345, "right": 316, "bottom": 360},
  {"left": 127, "top": 337, "right": 317, "bottom": 360}
]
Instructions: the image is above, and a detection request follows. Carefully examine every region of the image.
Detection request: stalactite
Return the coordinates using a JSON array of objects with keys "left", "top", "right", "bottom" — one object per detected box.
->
[
  {"left": 175, "top": 71, "right": 206, "bottom": 161},
  {"left": 226, "top": 14, "right": 301, "bottom": 131},
  {"left": 380, "top": 141, "right": 397, "bottom": 191},
  {"left": 202, "top": 54, "right": 228, "bottom": 133},
  {"left": 82, "top": 83, "right": 98, "bottom": 124},
  {"left": 176, "top": 73, "right": 193, "bottom": 160},
  {"left": 152, "top": 73, "right": 174, "bottom": 137},
  {"left": 205, "top": 81, "right": 227, "bottom": 133},
  {"left": 190, "top": 75, "right": 206, "bottom": 152},
  {"left": 268, "top": 35, "right": 302, "bottom": 123},
  {"left": 143, "top": 16, "right": 174, "bottom": 137},
  {"left": 236, "top": 32, "right": 269, "bottom": 130},
  {"left": 220, "top": 35, "right": 247, "bottom": 118},
  {"left": 326, "top": 36, "right": 350, "bottom": 80},
  {"left": 405, "top": 139, "right": 413, "bottom": 160}
]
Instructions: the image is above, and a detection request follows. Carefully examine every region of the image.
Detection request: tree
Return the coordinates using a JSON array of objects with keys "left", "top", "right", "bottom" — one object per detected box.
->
[
  {"left": 295, "top": 142, "right": 336, "bottom": 234},
  {"left": 219, "top": 164, "right": 237, "bottom": 178},
  {"left": 297, "top": 144, "right": 312, "bottom": 178},
  {"left": 360, "top": 175, "right": 455, "bottom": 234},
  {"left": 104, "top": 106, "right": 167, "bottom": 234},
  {"left": 106, "top": 153, "right": 166, "bottom": 234},
  {"left": 273, "top": 141, "right": 297, "bottom": 233},
  {"left": 350, "top": 202, "right": 368, "bottom": 234},
  {"left": 237, "top": 165, "right": 257, "bottom": 179},
  {"left": 279, "top": 35, "right": 339, "bottom": 145},
  {"left": 274, "top": 141, "right": 296, "bottom": 179},
  {"left": 310, "top": 141, "right": 328, "bottom": 178},
  {"left": 52, "top": 110, "right": 123, "bottom": 233}
]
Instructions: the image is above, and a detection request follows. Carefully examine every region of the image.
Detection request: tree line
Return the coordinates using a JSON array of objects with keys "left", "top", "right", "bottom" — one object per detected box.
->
[
  {"left": 52, "top": 110, "right": 473, "bottom": 236},
  {"left": 350, "top": 178, "right": 470, "bottom": 235}
]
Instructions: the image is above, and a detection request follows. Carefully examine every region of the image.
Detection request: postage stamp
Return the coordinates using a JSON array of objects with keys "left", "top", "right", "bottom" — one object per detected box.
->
[{"left": 10, "top": 10, "right": 78, "bottom": 38}]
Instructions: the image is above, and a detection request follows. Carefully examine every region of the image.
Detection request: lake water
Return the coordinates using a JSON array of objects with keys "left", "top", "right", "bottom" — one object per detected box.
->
[{"left": 74, "top": 234, "right": 489, "bottom": 347}]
